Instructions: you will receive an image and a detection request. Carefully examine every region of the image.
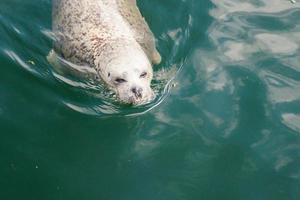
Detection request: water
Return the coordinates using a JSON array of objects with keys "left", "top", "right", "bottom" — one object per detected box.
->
[{"left": 1, "top": 0, "right": 300, "bottom": 199}]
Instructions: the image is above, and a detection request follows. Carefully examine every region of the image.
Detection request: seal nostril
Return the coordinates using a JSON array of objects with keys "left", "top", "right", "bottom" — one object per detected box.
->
[
  {"left": 131, "top": 87, "right": 143, "bottom": 98},
  {"left": 131, "top": 87, "right": 137, "bottom": 94}
]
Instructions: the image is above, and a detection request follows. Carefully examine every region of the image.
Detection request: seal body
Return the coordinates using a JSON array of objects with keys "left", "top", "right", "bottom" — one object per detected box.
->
[{"left": 51, "top": 0, "right": 161, "bottom": 104}]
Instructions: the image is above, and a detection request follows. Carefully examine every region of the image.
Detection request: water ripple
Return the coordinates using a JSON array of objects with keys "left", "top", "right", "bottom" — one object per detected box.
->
[{"left": 0, "top": 0, "right": 191, "bottom": 116}]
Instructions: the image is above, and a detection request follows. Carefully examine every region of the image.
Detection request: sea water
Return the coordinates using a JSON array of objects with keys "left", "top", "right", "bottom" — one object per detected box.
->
[{"left": 0, "top": 0, "right": 300, "bottom": 199}]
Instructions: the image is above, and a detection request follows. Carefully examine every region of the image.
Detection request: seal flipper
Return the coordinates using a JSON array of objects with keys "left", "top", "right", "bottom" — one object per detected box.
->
[{"left": 117, "top": 0, "right": 161, "bottom": 64}]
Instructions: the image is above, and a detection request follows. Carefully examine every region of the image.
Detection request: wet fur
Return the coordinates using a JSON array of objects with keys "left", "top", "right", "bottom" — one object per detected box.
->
[{"left": 50, "top": 0, "right": 161, "bottom": 104}]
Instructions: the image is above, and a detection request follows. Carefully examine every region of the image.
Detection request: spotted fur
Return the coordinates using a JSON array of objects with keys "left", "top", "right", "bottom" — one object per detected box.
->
[
  {"left": 52, "top": 0, "right": 160, "bottom": 68},
  {"left": 51, "top": 0, "right": 161, "bottom": 104}
]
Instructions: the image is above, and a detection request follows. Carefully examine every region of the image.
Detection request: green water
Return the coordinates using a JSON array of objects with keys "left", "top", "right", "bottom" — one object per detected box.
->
[{"left": 1, "top": 0, "right": 300, "bottom": 199}]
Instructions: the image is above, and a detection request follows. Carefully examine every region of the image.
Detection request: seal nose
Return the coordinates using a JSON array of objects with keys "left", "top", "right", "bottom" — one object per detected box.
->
[{"left": 131, "top": 87, "right": 143, "bottom": 98}]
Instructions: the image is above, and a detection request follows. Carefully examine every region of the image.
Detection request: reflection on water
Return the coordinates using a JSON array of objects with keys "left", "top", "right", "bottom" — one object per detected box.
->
[
  {"left": 0, "top": 0, "right": 300, "bottom": 199},
  {"left": 126, "top": 0, "right": 300, "bottom": 196}
]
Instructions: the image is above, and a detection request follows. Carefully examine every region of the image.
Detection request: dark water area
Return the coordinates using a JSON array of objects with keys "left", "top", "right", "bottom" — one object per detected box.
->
[{"left": 1, "top": 0, "right": 300, "bottom": 199}]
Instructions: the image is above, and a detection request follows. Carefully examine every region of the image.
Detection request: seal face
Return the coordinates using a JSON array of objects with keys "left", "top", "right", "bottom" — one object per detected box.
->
[
  {"left": 50, "top": 0, "right": 161, "bottom": 104},
  {"left": 101, "top": 42, "right": 155, "bottom": 104}
]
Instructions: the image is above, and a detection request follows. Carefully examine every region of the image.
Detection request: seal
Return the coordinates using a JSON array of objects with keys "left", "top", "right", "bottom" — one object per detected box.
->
[{"left": 49, "top": 0, "right": 161, "bottom": 104}]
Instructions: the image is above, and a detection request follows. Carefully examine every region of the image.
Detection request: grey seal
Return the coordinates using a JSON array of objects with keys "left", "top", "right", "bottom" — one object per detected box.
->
[{"left": 48, "top": 0, "right": 161, "bottom": 104}]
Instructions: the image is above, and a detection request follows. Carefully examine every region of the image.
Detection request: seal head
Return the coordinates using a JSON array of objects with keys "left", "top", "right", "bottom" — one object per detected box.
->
[{"left": 98, "top": 45, "right": 155, "bottom": 105}]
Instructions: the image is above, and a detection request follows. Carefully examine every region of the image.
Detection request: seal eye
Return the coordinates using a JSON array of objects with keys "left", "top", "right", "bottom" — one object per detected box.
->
[
  {"left": 115, "top": 78, "right": 126, "bottom": 84},
  {"left": 140, "top": 72, "right": 147, "bottom": 78}
]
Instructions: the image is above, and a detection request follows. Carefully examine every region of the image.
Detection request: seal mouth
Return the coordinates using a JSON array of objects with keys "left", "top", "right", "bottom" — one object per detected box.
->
[
  {"left": 121, "top": 90, "right": 156, "bottom": 106},
  {"left": 104, "top": 77, "right": 155, "bottom": 106}
]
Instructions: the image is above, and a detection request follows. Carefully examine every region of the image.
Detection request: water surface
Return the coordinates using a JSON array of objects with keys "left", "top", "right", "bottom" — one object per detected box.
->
[{"left": 0, "top": 0, "right": 300, "bottom": 199}]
